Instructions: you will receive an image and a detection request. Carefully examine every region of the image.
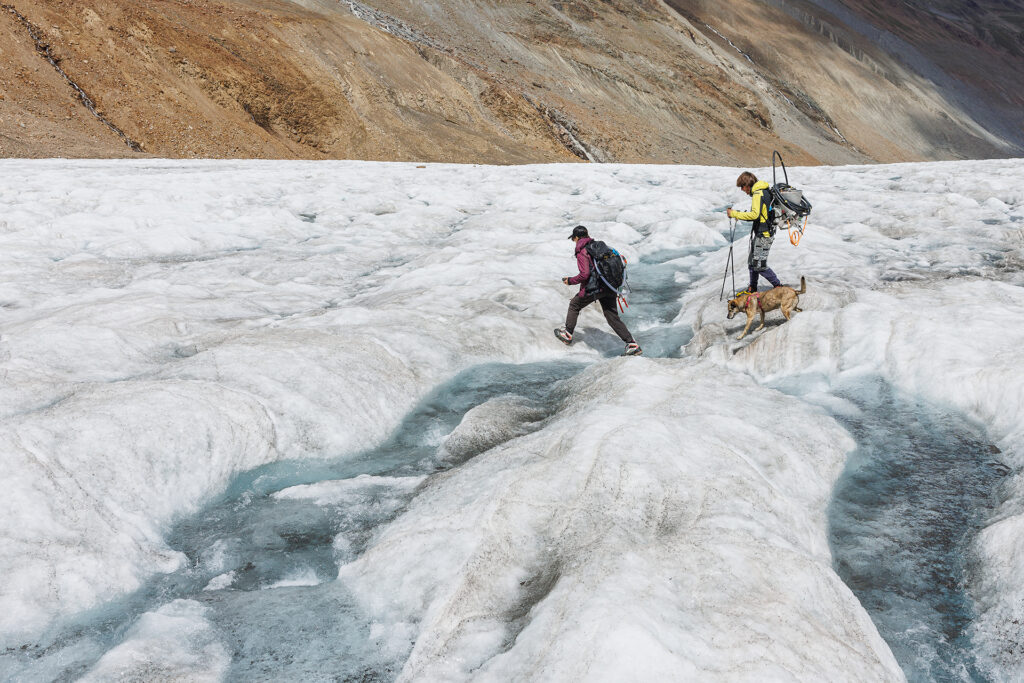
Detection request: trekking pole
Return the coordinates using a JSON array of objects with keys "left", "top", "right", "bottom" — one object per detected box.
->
[
  {"left": 719, "top": 217, "right": 737, "bottom": 300},
  {"left": 730, "top": 217, "right": 737, "bottom": 296}
]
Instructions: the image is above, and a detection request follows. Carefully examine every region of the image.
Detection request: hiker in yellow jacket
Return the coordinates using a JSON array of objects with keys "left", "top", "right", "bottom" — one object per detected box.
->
[{"left": 728, "top": 171, "right": 782, "bottom": 292}]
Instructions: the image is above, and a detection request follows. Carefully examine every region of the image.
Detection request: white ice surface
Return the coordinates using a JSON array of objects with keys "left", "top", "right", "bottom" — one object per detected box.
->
[
  {"left": 340, "top": 359, "right": 901, "bottom": 681},
  {"left": 1, "top": 158, "right": 1022, "bottom": 680},
  {"left": 266, "top": 568, "right": 323, "bottom": 589},
  {"left": 272, "top": 474, "right": 427, "bottom": 505},
  {"left": 203, "top": 572, "right": 236, "bottom": 592},
  {"left": 78, "top": 600, "right": 230, "bottom": 682},
  {"left": 0, "top": 160, "right": 600, "bottom": 644}
]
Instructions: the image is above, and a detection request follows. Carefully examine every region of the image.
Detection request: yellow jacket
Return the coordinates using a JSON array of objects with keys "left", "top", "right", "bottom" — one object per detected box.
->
[{"left": 732, "top": 180, "right": 771, "bottom": 224}]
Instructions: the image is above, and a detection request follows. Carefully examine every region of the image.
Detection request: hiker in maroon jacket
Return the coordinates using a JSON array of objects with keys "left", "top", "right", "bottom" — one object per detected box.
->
[{"left": 555, "top": 225, "right": 641, "bottom": 356}]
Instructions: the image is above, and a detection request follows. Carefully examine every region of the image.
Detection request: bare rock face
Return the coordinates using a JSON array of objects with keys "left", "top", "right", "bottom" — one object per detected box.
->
[{"left": 1, "top": 0, "right": 1020, "bottom": 163}]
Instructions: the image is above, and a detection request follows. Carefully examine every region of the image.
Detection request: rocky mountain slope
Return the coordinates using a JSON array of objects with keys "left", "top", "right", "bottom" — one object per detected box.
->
[{"left": 1, "top": 0, "right": 1021, "bottom": 164}]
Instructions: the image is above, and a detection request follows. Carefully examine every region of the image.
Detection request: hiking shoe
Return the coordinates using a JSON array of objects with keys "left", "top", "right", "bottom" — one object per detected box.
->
[
  {"left": 554, "top": 327, "right": 573, "bottom": 345},
  {"left": 623, "top": 342, "right": 642, "bottom": 356}
]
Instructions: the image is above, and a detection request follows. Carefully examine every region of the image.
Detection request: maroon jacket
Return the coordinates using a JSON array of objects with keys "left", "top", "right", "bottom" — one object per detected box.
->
[{"left": 567, "top": 236, "right": 592, "bottom": 297}]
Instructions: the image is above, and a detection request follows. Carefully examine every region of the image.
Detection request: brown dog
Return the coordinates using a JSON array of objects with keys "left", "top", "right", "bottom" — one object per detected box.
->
[{"left": 727, "top": 277, "right": 806, "bottom": 340}]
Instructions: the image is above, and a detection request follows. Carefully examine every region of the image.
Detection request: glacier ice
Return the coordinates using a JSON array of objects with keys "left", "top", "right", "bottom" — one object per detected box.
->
[{"left": 1, "top": 158, "right": 1022, "bottom": 680}]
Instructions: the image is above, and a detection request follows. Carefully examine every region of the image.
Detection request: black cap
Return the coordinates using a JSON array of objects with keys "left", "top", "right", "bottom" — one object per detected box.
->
[{"left": 569, "top": 225, "right": 588, "bottom": 240}]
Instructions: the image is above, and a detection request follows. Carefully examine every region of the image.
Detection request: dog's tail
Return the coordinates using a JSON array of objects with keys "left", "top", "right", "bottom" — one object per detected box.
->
[{"left": 797, "top": 276, "right": 806, "bottom": 294}]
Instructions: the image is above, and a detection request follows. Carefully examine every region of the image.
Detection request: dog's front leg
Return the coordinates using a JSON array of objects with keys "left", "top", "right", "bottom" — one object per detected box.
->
[{"left": 737, "top": 311, "right": 755, "bottom": 339}]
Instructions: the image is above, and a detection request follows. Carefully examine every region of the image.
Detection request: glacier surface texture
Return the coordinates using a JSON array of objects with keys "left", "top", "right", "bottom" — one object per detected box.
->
[{"left": 0, "top": 159, "right": 1022, "bottom": 681}]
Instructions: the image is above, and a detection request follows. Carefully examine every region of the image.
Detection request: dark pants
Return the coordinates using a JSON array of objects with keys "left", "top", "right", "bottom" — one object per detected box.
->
[
  {"left": 565, "top": 293, "right": 635, "bottom": 343},
  {"left": 748, "top": 267, "right": 781, "bottom": 291}
]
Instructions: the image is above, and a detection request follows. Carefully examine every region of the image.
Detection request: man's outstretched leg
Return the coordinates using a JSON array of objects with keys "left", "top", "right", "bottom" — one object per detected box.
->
[{"left": 599, "top": 296, "right": 641, "bottom": 356}]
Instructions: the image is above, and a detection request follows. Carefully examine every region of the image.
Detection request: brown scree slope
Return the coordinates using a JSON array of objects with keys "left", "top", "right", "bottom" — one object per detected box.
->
[{"left": 1, "top": 0, "right": 1021, "bottom": 164}]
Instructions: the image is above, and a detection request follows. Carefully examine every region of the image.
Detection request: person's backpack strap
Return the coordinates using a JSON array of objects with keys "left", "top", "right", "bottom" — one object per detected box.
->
[{"left": 583, "top": 241, "right": 603, "bottom": 296}]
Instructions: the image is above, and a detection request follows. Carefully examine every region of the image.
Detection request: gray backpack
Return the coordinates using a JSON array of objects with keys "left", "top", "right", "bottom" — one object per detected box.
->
[
  {"left": 767, "top": 151, "right": 812, "bottom": 223},
  {"left": 767, "top": 151, "right": 812, "bottom": 245}
]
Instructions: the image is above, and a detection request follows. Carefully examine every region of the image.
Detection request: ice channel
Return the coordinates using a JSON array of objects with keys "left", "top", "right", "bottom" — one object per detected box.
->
[
  {"left": 810, "top": 377, "right": 1008, "bottom": 682},
  {"left": 3, "top": 236, "right": 717, "bottom": 681},
  {"left": 7, "top": 361, "right": 583, "bottom": 681}
]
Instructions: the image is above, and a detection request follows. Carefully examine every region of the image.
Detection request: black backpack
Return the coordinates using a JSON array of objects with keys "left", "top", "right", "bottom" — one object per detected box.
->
[{"left": 583, "top": 240, "right": 627, "bottom": 296}]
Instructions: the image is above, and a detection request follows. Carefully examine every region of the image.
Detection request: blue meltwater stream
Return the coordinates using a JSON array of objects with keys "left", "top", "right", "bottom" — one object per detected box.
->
[{"left": 821, "top": 377, "right": 1009, "bottom": 682}]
